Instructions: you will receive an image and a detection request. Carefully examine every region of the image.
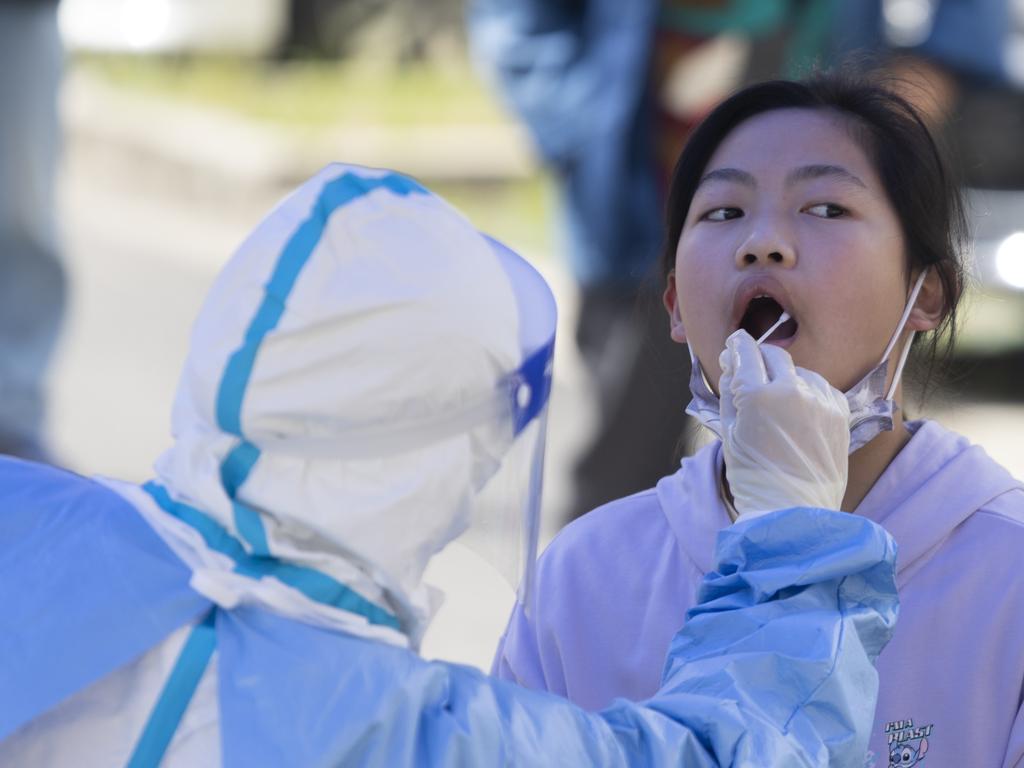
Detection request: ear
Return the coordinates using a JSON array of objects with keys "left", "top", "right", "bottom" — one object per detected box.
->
[
  {"left": 663, "top": 270, "right": 688, "bottom": 344},
  {"left": 907, "top": 268, "right": 945, "bottom": 332}
]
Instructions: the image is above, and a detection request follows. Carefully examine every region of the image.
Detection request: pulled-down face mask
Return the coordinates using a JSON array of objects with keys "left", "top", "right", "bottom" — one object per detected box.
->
[{"left": 685, "top": 269, "right": 929, "bottom": 453}]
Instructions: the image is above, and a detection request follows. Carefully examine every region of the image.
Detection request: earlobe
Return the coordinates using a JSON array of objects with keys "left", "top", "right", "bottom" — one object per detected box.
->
[
  {"left": 907, "top": 268, "right": 945, "bottom": 332},
  {"left": 663, "top": 271, "right": 688, "bottom": 344}
]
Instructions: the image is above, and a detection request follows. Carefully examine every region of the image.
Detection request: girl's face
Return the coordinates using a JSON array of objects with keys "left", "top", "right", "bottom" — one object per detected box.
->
[{"left": 665, "top": 107, "right": 918, "bottom": 393}]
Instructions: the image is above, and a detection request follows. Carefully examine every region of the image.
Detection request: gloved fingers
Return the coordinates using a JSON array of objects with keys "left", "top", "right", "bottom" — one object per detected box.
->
[
  {"left": 719, "top": 368, "right": 737, "bottom": 425},
  {"left": 713, "top": 343, "right": 736, "bottom": 424},
  {"left": 790, "top": 365, "right": 833, "bottom": 402},
  {"left": 725, "top": 329, "right": 768, "bottom": 388},
  {"left": 718, "top": 342, "right": 734, "bottom": 380},
  {"left": 759, "top": 343, "right": 799, "bottom": 385},
  {"left": 794, "top": 366, "right": 852, "bottom": 417}
]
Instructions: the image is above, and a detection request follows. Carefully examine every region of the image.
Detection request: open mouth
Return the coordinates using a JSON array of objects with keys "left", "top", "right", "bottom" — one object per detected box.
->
[{"left": 740, "top": 296, "right": 799, "bottom": 343}]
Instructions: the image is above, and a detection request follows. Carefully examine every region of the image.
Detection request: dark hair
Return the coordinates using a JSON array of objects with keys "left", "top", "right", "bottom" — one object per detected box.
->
[{"left": 662, "top": 72, "right": 966, "bottom": 379}]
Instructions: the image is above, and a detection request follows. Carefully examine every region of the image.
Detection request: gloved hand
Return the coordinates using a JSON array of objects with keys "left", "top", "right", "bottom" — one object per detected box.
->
[{"left": 718, "top": 330, "right": 851, "bottom": 519}]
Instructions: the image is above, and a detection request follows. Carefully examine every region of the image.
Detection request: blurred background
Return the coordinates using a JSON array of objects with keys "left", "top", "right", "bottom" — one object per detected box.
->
[{"left": 6, "top": 0, "right": 1024, "bottom": 669}]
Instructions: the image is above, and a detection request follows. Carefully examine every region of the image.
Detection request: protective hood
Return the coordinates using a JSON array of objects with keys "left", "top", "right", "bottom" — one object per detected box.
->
[
  {"left": 151, "top": 164, "right": 554, "bottom": 646},
  {"left": 851, "top": 420, "right": 1022, "bottom": 580}
]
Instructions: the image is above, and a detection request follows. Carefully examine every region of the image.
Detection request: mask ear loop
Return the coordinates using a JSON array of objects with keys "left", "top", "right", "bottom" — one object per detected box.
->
[{"left": 883, "top": 269, "right": 930, "bottom": 400}]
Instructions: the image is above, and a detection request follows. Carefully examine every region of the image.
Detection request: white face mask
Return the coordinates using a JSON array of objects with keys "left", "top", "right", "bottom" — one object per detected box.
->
[{"left": 685, "top": 269, "right": 930, "bottom": 453}]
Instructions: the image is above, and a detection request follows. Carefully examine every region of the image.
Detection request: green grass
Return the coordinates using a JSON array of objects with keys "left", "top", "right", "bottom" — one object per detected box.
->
[
  {"left": 432, "top": 176, "right": 558, "bottom": 262},
  {"left": 75, "top": 53, "right": 559, "bottom": 264},
  {"left": 77, "top": 54, "right": 511, "bottom": 128}
]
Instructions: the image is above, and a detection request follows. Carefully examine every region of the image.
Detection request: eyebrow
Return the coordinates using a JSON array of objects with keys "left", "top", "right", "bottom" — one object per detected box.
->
[
  {"left": 785, "top": 164, "right": 867, "bottom": 189},
  {"left": 696, "top": 164, "right": 868, "bottom": 191},
  {"left": 697, "top": 167, "right": 756, "bottom": 189}
]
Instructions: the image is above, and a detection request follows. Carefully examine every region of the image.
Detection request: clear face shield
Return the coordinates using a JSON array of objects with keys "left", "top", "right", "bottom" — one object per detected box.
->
[{"left": 457, "top": 236, "right": 556, "bottom": 610}]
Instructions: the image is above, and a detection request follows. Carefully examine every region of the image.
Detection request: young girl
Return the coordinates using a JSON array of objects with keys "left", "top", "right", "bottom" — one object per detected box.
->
[{"left": 494, "top": 75, "right": 1024, "bottom": 767}]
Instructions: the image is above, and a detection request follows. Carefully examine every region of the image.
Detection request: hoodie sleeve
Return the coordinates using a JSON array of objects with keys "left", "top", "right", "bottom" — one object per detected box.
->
[{"left": 415, "top": 507, "right": 899, "bottom": 766}]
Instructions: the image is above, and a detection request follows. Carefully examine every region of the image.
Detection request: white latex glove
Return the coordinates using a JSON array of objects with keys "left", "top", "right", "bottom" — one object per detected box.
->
[{"left": 718, "top": 329, "right": 851, "bottom": 519}]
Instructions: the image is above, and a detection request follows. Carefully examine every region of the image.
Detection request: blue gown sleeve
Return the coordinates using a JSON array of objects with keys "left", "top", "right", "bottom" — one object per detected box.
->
[
  {"left": 0, "top": 460, "right": 212, "bottom": 742},
  {"left": 220, "top": 506, "right": 897, "bottom": 767},
  {"left": 460, "top": 507, "right": 896, "bottom": 767}
]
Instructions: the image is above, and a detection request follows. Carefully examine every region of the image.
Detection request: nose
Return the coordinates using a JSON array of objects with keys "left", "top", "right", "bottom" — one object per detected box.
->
[{"left": 734, "top": 223, "right": 796, "bottom": 269}]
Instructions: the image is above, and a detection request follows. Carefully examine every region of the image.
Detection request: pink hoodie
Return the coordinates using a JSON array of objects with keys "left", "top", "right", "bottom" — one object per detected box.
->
[{"left": 494, "top": 420, "right": 1024, "bottom": 767}]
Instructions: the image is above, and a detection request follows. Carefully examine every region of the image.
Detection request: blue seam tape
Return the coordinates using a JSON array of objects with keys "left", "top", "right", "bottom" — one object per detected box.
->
[
  {"left": 214, "top": 171, "right": 426, "bottom": 438},
  {"left": 126, "top": 609, "right": 217, "bottom": 768},
  {"left": 220, "top": 440, "right": 268, "bottom": 555},
  {"left": 212, "top": 171, "right": 427, "bottom": 556},
  {"left": 142, "top": 482, "right": 401, "bottom": 632},
  {"left": 128, "top": 173, "right": 425, "bottom": 767}
]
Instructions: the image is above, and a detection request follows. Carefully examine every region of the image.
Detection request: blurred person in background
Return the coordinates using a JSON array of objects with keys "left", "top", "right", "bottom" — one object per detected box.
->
[
  {"left": 0, "top": 0, "right": 65, "bottom": 462},
  {"left": 831, "top": 0, "right": 1011, "bottom": 126},
  {"left": 469, "top": 0, "right": 837, "bottom": 522},
  {"left": 0, "top": 163, "right": 901, "bottom": 766}
]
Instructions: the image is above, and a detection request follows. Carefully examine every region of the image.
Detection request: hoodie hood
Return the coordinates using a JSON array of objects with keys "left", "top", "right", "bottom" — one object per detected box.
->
[
  {"left": 853, "top": 420, "right": 1022, "bottom": 582},
  {"left": 659, "top": 420, "right": 1023, "bottom": 582},
  {"left": 151, "top": 164, "right": 553, "bottom": 645}
]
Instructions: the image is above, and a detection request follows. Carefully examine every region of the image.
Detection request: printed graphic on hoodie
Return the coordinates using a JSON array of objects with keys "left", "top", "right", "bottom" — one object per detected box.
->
[{"left": 886, "top": 718, "right": 933, "bottom": 766}]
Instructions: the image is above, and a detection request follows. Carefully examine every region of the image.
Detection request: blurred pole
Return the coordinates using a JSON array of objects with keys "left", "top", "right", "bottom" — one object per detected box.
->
[{"left": 0, "top": 0, "right": 66, "bottom": 461}]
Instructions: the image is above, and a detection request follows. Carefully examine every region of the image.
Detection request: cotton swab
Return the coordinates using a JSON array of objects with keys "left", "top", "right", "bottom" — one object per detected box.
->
[{"left": 756, "top": 311, "right": 791, "bottom": 345}]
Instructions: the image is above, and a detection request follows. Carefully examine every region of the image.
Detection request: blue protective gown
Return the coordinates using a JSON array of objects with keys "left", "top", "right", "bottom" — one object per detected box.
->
[{"left": 0, "top": 457, "right": 897, "bottom": 767}]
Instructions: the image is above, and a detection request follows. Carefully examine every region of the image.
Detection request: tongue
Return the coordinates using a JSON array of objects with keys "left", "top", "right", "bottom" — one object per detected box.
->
[{"left": 763, "top": 316, "right": 798, "bottom": 342}]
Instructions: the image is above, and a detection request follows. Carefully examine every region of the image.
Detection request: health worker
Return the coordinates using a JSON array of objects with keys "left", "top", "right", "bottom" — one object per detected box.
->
[{"left": 1, "top": 164, "right": 897, "bottom": 767}]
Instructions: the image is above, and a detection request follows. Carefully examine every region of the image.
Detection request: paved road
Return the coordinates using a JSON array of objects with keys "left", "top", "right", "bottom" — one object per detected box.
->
[{"left": 49, "top": 77, "right": 1024, "bottom": 671}]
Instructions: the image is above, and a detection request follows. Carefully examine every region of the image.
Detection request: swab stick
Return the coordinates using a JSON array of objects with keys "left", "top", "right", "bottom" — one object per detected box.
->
[{"left": 756, "top": 312, "right": 791, "bottom": 345}]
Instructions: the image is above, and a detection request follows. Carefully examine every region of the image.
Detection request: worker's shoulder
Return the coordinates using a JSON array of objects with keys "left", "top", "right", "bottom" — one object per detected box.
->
[
  {"left": 0, "top": 455, "right": 90, "bottom": 496},
  {"left": 0, "top": 455, "right": 128, "bottom": 517}
]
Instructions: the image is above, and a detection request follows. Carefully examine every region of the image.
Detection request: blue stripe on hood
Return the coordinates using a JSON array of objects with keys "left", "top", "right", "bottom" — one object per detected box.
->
[
  {"left": 216, "top": 171, "right": 427, "bottom": 437},
  {"left": 211, "top": 170, "right": 427, "bottom": 553}
]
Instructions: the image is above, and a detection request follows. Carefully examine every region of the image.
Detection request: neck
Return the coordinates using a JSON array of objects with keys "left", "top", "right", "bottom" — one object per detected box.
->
[{"left": 841, "top": 410, "right": 912, "bottom": 512}]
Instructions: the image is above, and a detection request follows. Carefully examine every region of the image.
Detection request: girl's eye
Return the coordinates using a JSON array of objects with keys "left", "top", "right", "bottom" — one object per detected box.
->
[
  {"left": 804, "top": 203, "right": 847, "bottom": 218},
  {"left": 702, "top": 207, "right": 743, "bottom": 222}
]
